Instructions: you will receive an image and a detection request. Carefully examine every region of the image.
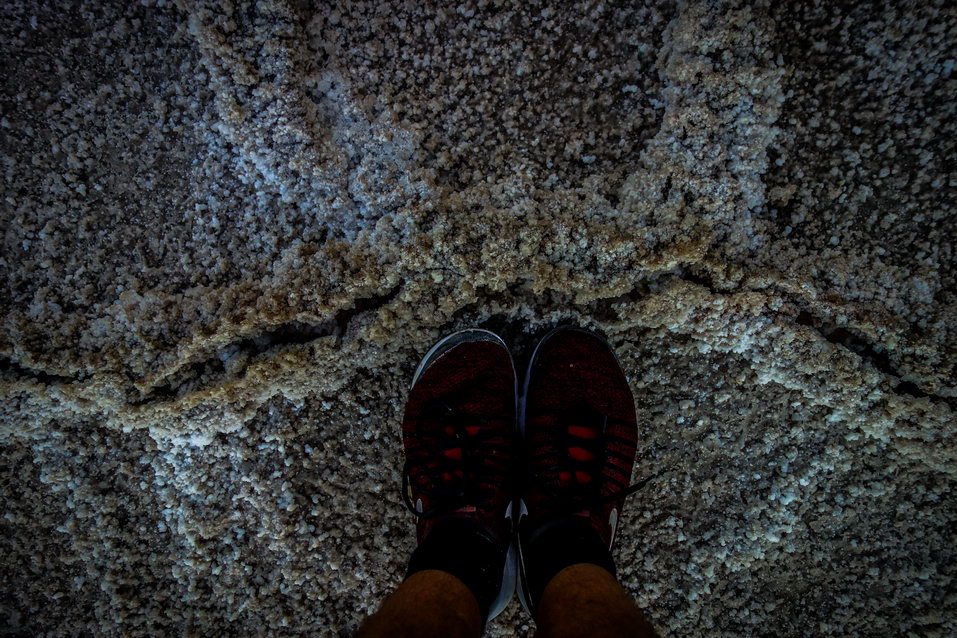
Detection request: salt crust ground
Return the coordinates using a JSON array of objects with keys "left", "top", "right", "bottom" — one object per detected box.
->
[{"left": 1, "top": 0, "right": 955, "bottom": 636}]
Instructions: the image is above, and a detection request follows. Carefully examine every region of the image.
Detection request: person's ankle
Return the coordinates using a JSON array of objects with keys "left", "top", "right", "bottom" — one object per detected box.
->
[
  {"left": 519, "top": 515, "right": 616, "bottom": 617},
  {"left": 406, "top": 517, "right": 508, "bottom": 623},
  {"left": 536, "top": 563, "right": 660, "bottom": 638}
]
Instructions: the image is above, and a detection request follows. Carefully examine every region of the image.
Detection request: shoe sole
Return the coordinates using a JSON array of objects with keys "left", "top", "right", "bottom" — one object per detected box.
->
[
  {"left": 410, "top": 328, "right": 518, "bottom": 620},
  {"left": 515, "top": 325, "right": 618, "bottom": 615}
]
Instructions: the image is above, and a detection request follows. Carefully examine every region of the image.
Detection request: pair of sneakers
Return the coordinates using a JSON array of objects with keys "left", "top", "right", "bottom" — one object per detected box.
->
[{"left": 401, "top": 326, "right": 643, "bottom": 622}]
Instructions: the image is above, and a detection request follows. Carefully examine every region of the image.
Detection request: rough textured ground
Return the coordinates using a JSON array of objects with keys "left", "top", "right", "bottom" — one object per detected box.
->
[{"left": 1, "top": 0, "right": 955, "bottom": 636}]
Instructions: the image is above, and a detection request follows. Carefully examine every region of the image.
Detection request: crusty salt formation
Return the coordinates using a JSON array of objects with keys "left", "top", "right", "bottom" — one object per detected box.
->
[{"left": 1, "top": 1, "right": 954, "bottom": 635}]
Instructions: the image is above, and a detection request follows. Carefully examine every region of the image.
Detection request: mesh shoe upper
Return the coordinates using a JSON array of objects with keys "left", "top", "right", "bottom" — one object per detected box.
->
[
  {"left": 520, "top": 327, "right": 639, "bottom": 550},
  {"left": 402, "top": 336, "right": 517, "bottom": 546}
]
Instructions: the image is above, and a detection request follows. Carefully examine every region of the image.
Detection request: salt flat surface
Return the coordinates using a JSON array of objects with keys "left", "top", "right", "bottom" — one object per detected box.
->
[{"left": 1, "top": 1, "right": 955, "bottom": 635}]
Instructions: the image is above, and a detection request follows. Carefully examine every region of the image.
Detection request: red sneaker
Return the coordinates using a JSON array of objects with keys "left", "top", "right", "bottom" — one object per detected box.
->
[
  {"left": 517, "top": 326, "right": 642, "bottom": 613},
  {"left": 401, "top": 329, "right": 517, "bottom": 619}
]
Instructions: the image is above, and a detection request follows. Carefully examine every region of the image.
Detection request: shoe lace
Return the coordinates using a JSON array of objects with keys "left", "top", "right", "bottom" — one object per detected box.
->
[
  {"left": 532, "top": 402, "right": 651, "bottom": 514},
  {"left": 402, "top": 398, "right": 513, "bottom": 519}
]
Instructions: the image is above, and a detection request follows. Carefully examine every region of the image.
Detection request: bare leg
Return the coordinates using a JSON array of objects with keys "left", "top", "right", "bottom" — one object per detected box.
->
[
  {"left": 359, "top": 569, "right": 483, "bottom": 638},
  {"left": 534, "top": 564, "right": 659, "bottom": 638}
]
